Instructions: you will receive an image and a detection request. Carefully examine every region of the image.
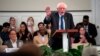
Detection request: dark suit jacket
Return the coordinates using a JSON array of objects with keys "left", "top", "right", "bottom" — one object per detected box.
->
[
  {"left": 17, "top": 31, "right": 33, "bottom": 43},
  {"left": 44, "top": 12, "right": 74, "bottom": 50},
  {"left": 44, "top": 12, "right": 75, "bottom": 34},
  {"left": 4, "top": 40, "right": 23, "bottom": 48}
]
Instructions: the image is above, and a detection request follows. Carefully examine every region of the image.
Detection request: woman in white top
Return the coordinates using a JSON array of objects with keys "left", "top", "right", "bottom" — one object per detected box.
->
[{"left": 27, "top": 17, "right": 34, "bottom": 34}]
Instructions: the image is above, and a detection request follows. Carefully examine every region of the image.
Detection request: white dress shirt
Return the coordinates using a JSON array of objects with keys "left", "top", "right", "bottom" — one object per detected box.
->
[
  {"left": 10, "top": 39, "right": 17, "bottom": 48},
  {"left": 84, "top": 25, "right": 88, "bottom": 32}
]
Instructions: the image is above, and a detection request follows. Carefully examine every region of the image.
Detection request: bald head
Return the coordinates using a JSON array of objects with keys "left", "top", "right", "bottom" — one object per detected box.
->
[{"left": 57, "top": 2, "right": 67, "bottom": 15}]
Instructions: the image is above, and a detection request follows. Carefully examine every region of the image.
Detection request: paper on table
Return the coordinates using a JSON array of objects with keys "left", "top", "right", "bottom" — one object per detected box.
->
[{"left": 5, "top": 48, "right": 19, "bottom": 53}]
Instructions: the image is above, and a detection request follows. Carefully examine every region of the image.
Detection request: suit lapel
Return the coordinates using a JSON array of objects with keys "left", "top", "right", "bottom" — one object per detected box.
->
[
  {"left": 8, "top": 40, "right": 13, "bottom": 48},
  {"left": 55, "top": 13, "right": 59, "bottom": 29},
  {"left": 64, "top": 13, "right": 68, "bottom": 29},
  {"left": 87, "top": 24, "right": 90, "bottom": 33},
  {"left": 17, "top": 40, "right": 19, "bottom": 48}
]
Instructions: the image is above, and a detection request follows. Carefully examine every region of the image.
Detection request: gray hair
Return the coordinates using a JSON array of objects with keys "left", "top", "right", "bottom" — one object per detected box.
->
[{"left": 57, "top": 2, "right": 67, "bottom": 9}]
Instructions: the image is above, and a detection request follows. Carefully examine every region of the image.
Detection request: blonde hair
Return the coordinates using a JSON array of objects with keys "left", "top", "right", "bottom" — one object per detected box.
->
[{"left": 27, "top": 17, "right": 34, "bottom": 22}]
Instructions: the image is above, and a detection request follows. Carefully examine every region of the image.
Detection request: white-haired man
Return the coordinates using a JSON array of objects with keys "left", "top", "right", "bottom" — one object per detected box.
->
[{"left": 44, "top": 2, "right": 74, "bottom": 50}]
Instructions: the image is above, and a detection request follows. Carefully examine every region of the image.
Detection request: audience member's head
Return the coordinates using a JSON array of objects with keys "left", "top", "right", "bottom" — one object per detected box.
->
[
  {"left": 83, "top": 15, "right": 89, "bottom": 25},
  {"left": 27, "top": 17, "right": 34, "bottom": 26},
  {"left": 78, "top": 26, "right": 86, "bottom": 35},
  {"left": 38, "top": 22, "right": 45, "bottom": 30},
  {"left": 20, "top": 22, "right": 28, "bottom": 33},
  {"left": 75, "top": 24, "right": 83, "bottom": 29},
  {"left": 57, "top": 2, "right": 67, "bottom": 15},
  {"left": 11, "top": 43, "right": 41, "bottom": 56},
  {"left": 9, "top": 17, "right": 16, "bottom": 26},
  {"left": 38, "top": 22, "right": 47, "bottom": 36},
  {"left": 2, "top": 22, "right": 10, "bottom": 32},
  {"left": 9, "top": 17, "right": 16, "bottom": 30},
  {"left": 8, "top": 29, "right": 17, "bottom": 42}
]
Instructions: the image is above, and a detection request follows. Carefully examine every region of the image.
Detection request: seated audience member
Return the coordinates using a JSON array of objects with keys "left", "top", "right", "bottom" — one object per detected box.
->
[
  {"left": 27, "top": 17, "right": 35, "bottom": 34},
  {"left": 75, "top": 15, "right": 97, "bottom": 45},
  {"left": 33, "top": 22, "right": 49, "bottom": 47},
  {"left": 17, "top": 22, "right": 32, "bottom": 43},
  {"left": 74, "top": 26, "right": 92, "bottom": 44},
  {"left": 0, "top": 22, "right": 10, "bottom": 43},
  {"left": 9, "top": 17, "right": 16, "bottom": 30},
  {"left": 11, "top": 43, "right": 41, "bottom": 56},
  {"left": 4, "top": 30, "right": 23, "bottom": 48}
]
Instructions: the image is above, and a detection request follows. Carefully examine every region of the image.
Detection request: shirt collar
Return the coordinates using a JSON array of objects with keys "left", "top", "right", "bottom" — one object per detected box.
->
[
  {"left": 10, "top": 38, "right": 17, "bottom": 43},
  {"left": 59, "top": 14, "right": 64, "bottom": 18}
]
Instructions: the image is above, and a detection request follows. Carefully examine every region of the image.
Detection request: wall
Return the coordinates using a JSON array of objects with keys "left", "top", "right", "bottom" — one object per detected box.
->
[
  {"left": 92, "top": 0, "right": 100, "bottom": 45},
  {"left": 0, "top": 0, "right": 91, "bottom": 11},
  {"left": 1, "top": 0, "right": 99, "bottom": 45},
  {"left": 0, "top": 11, "right": 92, "bottom": 31}
]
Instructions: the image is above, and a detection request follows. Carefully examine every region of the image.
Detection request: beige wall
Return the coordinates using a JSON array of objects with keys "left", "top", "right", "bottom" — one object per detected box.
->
[
  {"left": 0, "top": 12, "right": 92, "bottom": 31},
  {"left": 92, "top": 0, "right": 100, "bottom": 45},
  {"left": 0, "top": 0, "right": 91, "bottom": 11}
]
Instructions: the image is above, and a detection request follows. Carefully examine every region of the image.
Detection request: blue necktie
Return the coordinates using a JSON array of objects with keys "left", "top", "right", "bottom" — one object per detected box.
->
[{"left": 60, "top": 16, "right": 64, "bottom": 29}]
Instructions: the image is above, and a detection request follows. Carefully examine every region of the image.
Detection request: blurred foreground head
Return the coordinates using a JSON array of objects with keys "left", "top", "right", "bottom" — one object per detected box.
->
[
  {"left": 11, "top": 43, "right": 41, "bottom": 56},
  {"left": 82, "top": 46, "right": 98, "bottom": 56}
]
